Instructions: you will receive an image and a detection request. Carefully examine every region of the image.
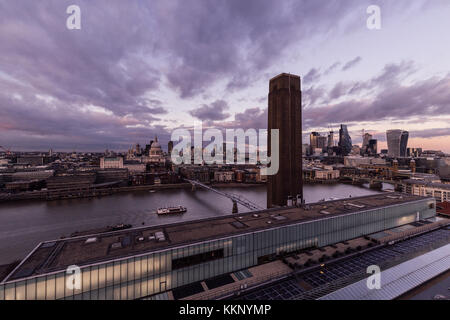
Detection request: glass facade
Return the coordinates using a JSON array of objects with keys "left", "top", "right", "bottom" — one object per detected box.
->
[
  {"left": 387, "top": 129, "right": 409, "bottom": 158},
  {"left": 400, "top": 131, "right": 409, "bottom": 157},
  {"left": 338, "top": 125, "right": 352, "bottom": 156},
  {"left": 0, "top": 198, "right": 435, "bottom": 300}
]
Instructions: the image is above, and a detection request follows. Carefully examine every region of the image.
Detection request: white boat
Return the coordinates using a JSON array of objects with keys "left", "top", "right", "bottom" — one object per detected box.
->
[{"left": 156, "top": 206, "right": 187, "bottom": 215}]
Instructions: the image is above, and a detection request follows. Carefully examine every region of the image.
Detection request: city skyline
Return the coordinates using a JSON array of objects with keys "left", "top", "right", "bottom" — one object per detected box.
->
[{"left": 0, "top": 1, "right": 450, "bottom": 152}]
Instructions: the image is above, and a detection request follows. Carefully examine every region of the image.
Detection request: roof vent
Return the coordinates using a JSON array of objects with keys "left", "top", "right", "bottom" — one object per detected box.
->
[
  {"left": 85, "top": 237, "right": 98, "bottom": 244},
  {"left": 111, "top": 242, "right": 122, "bottom": 250},
  {"left": 346, "top": 203, "right": 365, "bottom": 209},
  {"left": 155, "top": 231, "right": 166, "bottom": 242}
]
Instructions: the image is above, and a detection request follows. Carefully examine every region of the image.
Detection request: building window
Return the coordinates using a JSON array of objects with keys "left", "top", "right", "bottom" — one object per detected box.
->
[{"left": 172, "top": 249, "right": 224, "bottom": 270}]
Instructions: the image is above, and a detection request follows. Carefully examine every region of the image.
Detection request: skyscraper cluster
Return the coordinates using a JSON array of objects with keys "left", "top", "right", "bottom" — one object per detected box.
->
[{"left": 361, "top": 132, "right": 378, "bottom": 156}]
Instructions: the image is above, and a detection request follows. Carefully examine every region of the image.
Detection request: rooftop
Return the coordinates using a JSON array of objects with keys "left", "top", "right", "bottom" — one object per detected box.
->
[
  {"left": 3, "top": 193, "right": 432, "bottom": 282},
  {"left": 403, "top": 179, "right": 450, "bottom": 190},
  {"left": 437, "top": 202, "right": 450, "bottom": 216}
]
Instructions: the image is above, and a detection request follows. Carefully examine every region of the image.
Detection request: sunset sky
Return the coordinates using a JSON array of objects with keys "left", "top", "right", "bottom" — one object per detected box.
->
[{"left": 0, "top": 0, "right": 449, "bottom": 152}]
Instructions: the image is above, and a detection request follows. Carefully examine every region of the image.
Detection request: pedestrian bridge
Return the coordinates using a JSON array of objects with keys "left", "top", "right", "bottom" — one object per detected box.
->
[{"left": 184, "top": 179, "right": 264, "bottom": 213}]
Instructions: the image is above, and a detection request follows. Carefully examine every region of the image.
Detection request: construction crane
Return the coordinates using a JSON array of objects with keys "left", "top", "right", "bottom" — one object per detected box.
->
[{"left": 0, "top": 146, "right": 12, "bottom": 155}]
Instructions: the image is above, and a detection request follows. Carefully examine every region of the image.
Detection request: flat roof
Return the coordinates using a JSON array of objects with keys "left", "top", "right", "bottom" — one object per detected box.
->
[
  {"left": 269, "top": 73, "right": 300, "bottom": 82},
  {"left": 3, "top": 193, "right": 432, "bottom": 282}
]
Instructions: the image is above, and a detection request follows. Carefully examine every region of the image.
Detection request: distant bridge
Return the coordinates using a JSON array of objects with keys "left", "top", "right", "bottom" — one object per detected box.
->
[
  {"left": 340, "top": 176, "right": 402, "bottom": 190},
  {"left": 184, "top": 179, "right": 264, "bottom": 213},
  {"left": 341, "top": 176, "right": 398, "bottom": 184}
]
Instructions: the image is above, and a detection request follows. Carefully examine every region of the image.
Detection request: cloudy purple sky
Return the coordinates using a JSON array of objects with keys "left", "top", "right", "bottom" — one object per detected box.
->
[{"left": 0, "top": 0, "right": 449, "bottom": 152}]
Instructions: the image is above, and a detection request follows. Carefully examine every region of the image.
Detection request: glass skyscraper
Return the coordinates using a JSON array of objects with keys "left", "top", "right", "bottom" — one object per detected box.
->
[
  {"left": 338, "top": 124, "right": 352, "bottom": 156},
  {"left": 387, "top": 130, "right": 409, "bottom": 157}
]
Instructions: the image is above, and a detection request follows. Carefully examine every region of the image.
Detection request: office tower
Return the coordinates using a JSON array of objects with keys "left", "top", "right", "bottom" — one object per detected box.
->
[
  {"left": 361, "top": 132, "right": 372, "bottom": 155},
  {"left": 368, "top": 139, "right": 378, "bottom": 155},
  {"left": 327, "top": 130, "right": 334, "bottom": 148},
  {"left": 267, "top": 73, "right": 303, "bottom": 208},
  {"left": 362, "top": 133, "right": 372, "bottom": 148},
  {"left": 222, "top": 142, "right": 227, "bottom": 163},
  {"left": 310, "top": 132, "right": 320, "bottom": 154},
  {"left": 317, "top": 136, "right": 327, "bottom": 151},
  {"left": 400, "top": 131, "right": 409, "bottom": 157},
  {"left": 338, "top": 124, "right": 352, "bottom": 156},
  {"left": 168, "top": 141, "right": 173, "bottom": 155},
  {"left": 387, "top": 129, "right": 409, "bottom": 158}
]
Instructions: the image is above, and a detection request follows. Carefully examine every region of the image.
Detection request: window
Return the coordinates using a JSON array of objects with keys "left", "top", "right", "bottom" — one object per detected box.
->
[{"left": 172, "top": 249, "right": 224, "bottom": 270}]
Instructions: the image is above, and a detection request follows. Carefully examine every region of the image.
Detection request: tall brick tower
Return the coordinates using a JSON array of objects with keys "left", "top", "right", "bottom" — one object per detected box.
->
[{"left": 267, "top": 73, "right": 303, "bottom": 208}]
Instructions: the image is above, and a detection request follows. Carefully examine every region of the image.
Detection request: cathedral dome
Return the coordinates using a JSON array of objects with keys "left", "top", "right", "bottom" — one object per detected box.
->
[{"left": 150, "top": 136, "right": 163, "bottom": 156}]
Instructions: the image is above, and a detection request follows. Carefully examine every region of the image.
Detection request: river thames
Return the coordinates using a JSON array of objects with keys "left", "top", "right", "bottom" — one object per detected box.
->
[{"left": 0, "top": 183, "right": 387, "bottom": 264}]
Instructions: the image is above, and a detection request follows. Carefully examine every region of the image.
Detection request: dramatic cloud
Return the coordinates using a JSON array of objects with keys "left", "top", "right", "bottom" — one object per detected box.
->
[
  {"left": 304, "top": 64, "right": 450, "bottom": 130},
  {"left": 154, "top": 0, "right": 369, "bottom": 97},
  {"left": 189, "top": 100, "right": 231, "bottom": 121},
  {"left": 410, "top": 128, "right": 450, "bottom": 139},
  {"left": 324, "top": 62, "right": 341, "bottom": 75},
  {"left": 304, "top": 86, "right": 326, "bottom": 107},
  {"left": 304, "top": 68, "right": 322, "bottom": 85},
  {"left": 233, "top": 107, "right": 267, "bottom": 130},
  {"left": 342, "top": 56, "right": 362, "bottom": 71}
]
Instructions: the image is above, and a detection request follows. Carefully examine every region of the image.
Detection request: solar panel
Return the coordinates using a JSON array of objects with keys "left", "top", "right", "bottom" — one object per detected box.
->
[
  {"left": 230, "top": 221, "right": 247, "bottom": 229},
  {"left": 237, "top": 279, "right": 304, "bottom": 300},
  {"left": 235, "top": 228, "right": 450, "bottom": 299},
  {"left": 172, "top": 281, "right": 204, "bottom": 300},
  {"left": 205, "top": 274, "right": 235, "bottom": 290},
  {"left": 10, "top": 268, "right": 34, "bottom": 279}
]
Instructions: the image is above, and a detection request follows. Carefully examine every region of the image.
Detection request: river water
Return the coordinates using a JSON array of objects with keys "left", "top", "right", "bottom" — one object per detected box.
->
[{"left": 0, "top": 183, "right": 386, "bottom": 264}]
